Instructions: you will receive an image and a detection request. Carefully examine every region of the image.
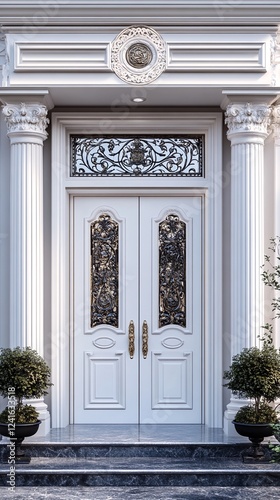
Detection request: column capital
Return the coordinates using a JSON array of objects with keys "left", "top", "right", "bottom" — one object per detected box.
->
[
  {"left": 2, "top": 102, "right": 49, "bottom": 139},
  {"left": 225, "top": 102, "right": 272, "bottom": 139},
  {"left": 271, "top": 104, "right": 280, "bottom": 139}
]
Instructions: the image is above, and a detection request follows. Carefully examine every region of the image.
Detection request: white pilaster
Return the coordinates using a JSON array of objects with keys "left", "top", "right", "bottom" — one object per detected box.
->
[
  {"left": 271, "top": 104, "right": 280, "bottom": 349},
  {"left": 224, "top": 102, "right": 272, "bottom": 435},
  {"left": 2, "top": 101, "right": 50, "bottom": 436}
]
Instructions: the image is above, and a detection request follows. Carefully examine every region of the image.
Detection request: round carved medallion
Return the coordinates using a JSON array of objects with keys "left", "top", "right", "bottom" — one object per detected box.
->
[
  {"left": 111, "top": 25, "right": 166, "bottom": 85},
  {"left": 126, "top": 42, "right": 153, "bottom": 69}
]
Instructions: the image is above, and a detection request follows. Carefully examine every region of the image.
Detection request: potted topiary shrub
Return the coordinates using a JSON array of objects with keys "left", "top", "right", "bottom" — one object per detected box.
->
[
  {"left": 224, "top": 238, "right": 280, "bottom": 461},
  {"left": 261, "top": 236, "right": 280, "bottom": 461},
  {"left": 223, "top": 332, "right": 280, "bottom": 460},
  {"left": 0, "top": 346, "right": 52, "bottom": 462}
]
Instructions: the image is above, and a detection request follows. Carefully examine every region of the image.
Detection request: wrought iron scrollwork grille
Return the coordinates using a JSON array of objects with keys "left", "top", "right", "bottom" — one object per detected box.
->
[
  {"left": 71, "top": 135, "right": 204, "bottom": 177},
  {"left": 90, "top": 213, "right": 119, "bottom": 328},
  {"left": 159, "top": 214, "right": 186, "bottom": 328}
]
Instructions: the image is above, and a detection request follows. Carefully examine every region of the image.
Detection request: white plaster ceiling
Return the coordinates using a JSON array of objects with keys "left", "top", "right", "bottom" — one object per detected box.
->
[{"left": 46, "top": 85, "right": 225, "bottom": 108}]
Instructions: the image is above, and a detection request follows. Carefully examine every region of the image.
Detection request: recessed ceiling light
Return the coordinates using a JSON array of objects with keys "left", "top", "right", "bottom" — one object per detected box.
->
[{"left": 131, "top": 97, "right": 146, "bottom": 103}]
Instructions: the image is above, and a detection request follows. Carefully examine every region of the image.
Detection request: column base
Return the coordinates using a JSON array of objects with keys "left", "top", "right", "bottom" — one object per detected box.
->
[
  {"left": 23, "top": 397, "right": 50, "bottom": 437},
  {"left": 223, "top": 396, "right": 249, "bottom": 436}
]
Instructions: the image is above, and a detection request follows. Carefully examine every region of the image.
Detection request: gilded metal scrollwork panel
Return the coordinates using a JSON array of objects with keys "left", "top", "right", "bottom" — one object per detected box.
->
[
  {"left": 90, "top": 213, "right": 119, "bottom": 328},
  {"left": 159, "top": 214, "right": 186, "bottom": 328}
]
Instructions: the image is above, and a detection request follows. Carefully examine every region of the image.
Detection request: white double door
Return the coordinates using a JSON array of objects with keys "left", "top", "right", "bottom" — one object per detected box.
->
[{"left": 73, "top": 195, "right": 202, "bottom": 424}]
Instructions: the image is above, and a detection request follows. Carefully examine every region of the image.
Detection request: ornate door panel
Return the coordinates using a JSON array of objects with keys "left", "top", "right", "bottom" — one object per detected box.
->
[
  {"left": 139, "top": 197, "right": 202, "bottom": 424},
  {"left": 73, "top": 197, "right": 139, "bottom": 423},
  {"left": 73, "top": 196, "right": 202, "bottom": 424}
]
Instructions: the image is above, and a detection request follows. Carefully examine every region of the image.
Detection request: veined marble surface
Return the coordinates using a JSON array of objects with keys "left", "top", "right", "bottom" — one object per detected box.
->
[
  {"left": 0, "top": 425, "right": 279, "bottom": 491},
  {"left": 0, "top": 486, "right": 280, "bottom": 499},
  {"left": 24, "top": 424, "right": 251, "bottom": 445},
  {"left": 1, "top": 456, "right": 280, "bottom": 471}
]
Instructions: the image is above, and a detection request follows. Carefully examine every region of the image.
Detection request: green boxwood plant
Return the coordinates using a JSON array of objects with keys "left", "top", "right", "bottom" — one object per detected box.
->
[
  {"left": 261, "top": 237, "right": 280, "bottom": 458},
  {"left": 270, "top": 423, "right": 280, "bottom": 461},
  {"left": 223, "top": 333, "right": 280, "bottom": 423},
  {"left": 224, "top": 237, "right": 280, "bottom": 425},
  {"left": 0, "top": 346, "right": 52, "bottom": 424}
]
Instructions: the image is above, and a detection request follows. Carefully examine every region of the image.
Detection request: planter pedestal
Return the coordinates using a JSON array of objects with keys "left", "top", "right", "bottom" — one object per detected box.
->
[
  {"left": 241, "top": 435, "right": 271, "bottom": 463},
  {"left": 0, "top": 421, "right": 41, "bottom": 463},
  {"left": 233, "top": 421, "right": 273, "bottom": 463}
]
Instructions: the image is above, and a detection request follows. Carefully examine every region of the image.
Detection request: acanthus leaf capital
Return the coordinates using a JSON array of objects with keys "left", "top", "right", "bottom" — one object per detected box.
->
[
  {"left": 2, "top": 102, "right": 49, "bottom": 137},
  {"left": 225, "top": 102, "right": 271, "bottom": 137}
]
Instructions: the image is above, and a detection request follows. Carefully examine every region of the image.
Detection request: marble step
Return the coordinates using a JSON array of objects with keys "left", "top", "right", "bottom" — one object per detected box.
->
[
  {"left": 1, "top": 486, "right": 280, "bottom": 499},
  {"left": 0, "top": 442, "right": 254, "bottom": 459},
  {"left": 0, "top": 455, "right": 280, "bottom": 487},
  {"left": 1, "top": 441, "right": 280, "bottom": 488}
]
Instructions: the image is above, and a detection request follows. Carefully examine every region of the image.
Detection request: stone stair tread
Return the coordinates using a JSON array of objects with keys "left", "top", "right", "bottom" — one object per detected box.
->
[
  {"left": 1, "top": 438, "right": 280, "bottom": 487},
  {"left": 0, "top": 441, "right": 259, "bottom": 459},
  {"left": 1, "top": 456, "right": 280, "bottom": 472},
  {"left": 1, "top": 486, "right": 280, "bottom": 500},
  {"left": 1, "top": 456, "right": 280, "bottom": 487}
]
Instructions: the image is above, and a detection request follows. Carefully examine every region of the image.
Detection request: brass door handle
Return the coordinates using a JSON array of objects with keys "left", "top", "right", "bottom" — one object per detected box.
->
[
  {"left": 128, "top": 320, "right": 135, "bottom": 359},
  {"left": 142, "top": 320, "right": 148, "bottom": 359}
]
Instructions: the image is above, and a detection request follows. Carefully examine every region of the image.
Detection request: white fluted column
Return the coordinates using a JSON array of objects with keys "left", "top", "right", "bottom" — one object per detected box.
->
[
  {"left": 223, "top": 102, "right": 272, "bottom": 435},
  {"left": 2, "top": 102, "right": 50, "bottom": 436}
]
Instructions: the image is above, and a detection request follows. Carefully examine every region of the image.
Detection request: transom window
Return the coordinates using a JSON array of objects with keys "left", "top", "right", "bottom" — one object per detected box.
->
[{"left": 71, "top": 135, "right": 204, "bottom": 177}]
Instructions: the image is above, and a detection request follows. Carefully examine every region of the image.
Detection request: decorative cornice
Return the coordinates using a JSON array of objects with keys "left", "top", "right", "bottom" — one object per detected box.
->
[
  {"left": 225, "top": 102, "right": 272, "bottom": 137},
  {"left": 0, "top": 2, "right": 280, "bottom": 28},
  {"left": 2, "top": 102, "right": 49, "bottom": 137}
]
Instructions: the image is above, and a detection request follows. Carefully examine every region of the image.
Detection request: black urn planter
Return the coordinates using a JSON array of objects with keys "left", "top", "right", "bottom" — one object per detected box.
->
[
  {"left": 0, "top": 421, "right": 41, "bottom": 463},
  {"left": 233, "top": 421, "right": 273, "bottom": 462}
]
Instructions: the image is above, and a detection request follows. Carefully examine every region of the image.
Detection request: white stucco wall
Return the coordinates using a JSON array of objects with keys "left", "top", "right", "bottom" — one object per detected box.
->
[
  {"left": 263, "top": 133, "right": 278, "bottom": 344},
  {"left": 0, "top": 113, "right": 10, "bottom": 350},
  {"left": 0, "top": 1, "right": 279, "bottom": 429},
  {"left": 0, "top": 113, "right": 10, "bottom": 414},
  {"left": 222, "top": 122, "right": 232, "bottom": 411},
  {"left": 0, "top": 30, "right": 9, "bottom": 354},
  {"left": 43, "top": 130, "right": 52, "bottom": 414}
]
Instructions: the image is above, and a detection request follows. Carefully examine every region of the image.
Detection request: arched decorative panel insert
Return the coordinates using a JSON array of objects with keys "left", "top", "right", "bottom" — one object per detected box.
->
[
  {"left": 90, "top": 213, "right": 119, "bottom": 328},
  {"left": 158, "top": 213, "right": 186, "bottom": 328}
]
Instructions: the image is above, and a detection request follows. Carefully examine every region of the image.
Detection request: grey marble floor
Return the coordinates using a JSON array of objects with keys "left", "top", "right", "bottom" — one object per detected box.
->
[
  {"left": 0, "top": 486, "right": 280, "bottom": 499},
  {"left": 24, "top": 424, "right": 251, "bottom": 445}
]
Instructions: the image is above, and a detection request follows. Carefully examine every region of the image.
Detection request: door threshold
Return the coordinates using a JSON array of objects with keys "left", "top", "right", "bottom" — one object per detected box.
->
[{"left": 22, "top": 424, "right": 244, "bottom": 445}]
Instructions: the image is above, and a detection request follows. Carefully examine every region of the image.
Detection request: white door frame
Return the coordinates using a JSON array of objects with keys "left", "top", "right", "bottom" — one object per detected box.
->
[{"left": 51, "top": 111, "right": 223, "bottom": 428}]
